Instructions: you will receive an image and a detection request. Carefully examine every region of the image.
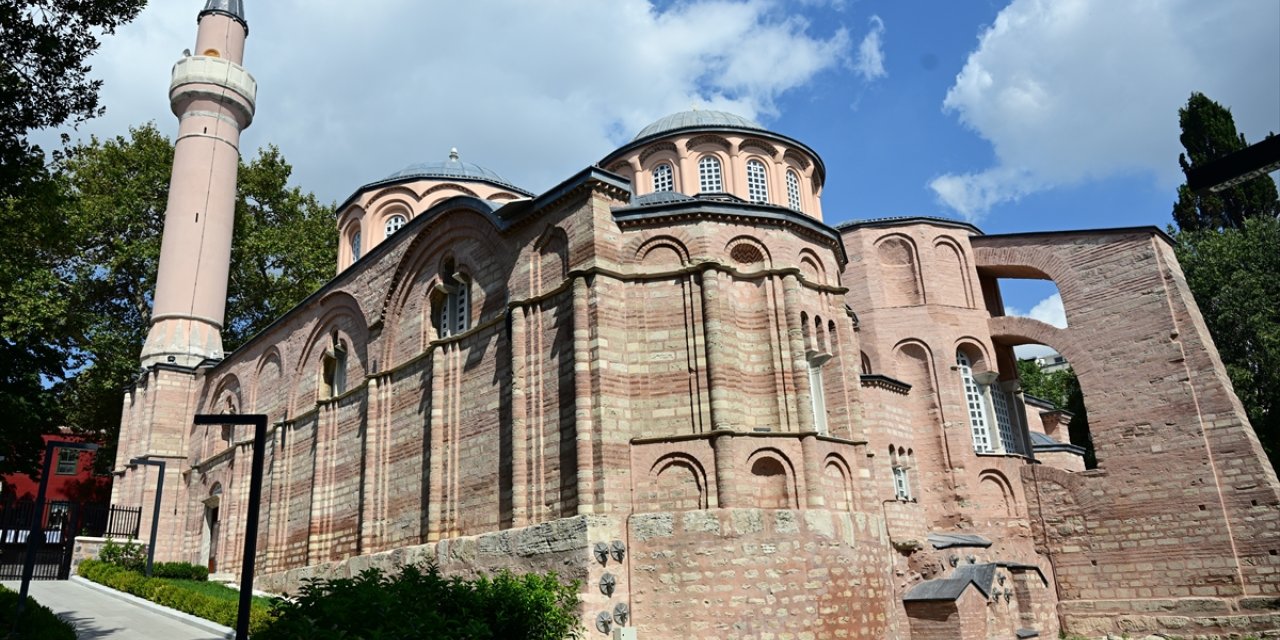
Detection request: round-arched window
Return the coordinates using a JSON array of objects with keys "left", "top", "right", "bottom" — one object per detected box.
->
[
  {"left": 786, "top": 170, "right": 802, "bottom": 211},
  {"left": 746, "top": 159, "right": 769, "bottom": 203},
  {"left": 698, "top": 156, "right": 722, "bottom": 193},
  {"left": 652, "top": 163, "right": 674, "bottom": 193},
  {"left": 351, "top": 231, "right": 362, "bottom": 262},
  {"left": 385, "top": 214, "right": 407, "bottom": 237}
]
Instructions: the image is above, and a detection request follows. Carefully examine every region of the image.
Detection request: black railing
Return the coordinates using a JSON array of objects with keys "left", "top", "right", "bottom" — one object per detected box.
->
[
  {"left": 0, "top": 502, "right": 143, "bottom": 581},
  {"left": 78, "top": 504, "right": 142, "bottom": 539}
]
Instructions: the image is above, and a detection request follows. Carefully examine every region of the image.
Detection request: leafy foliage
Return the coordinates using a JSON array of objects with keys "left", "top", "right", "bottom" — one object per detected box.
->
[
  {"left": 0, "top": 584, "right": 77, "bottom": 640},
  {"left": 256, "top": 563, "right": 582, "bottom": 640},
  {"left": 49, "top": 124, "right": 336, "bottom": 470},
  {"left": 1170, "top": 92, "right": 1280, "bottom": 472},
  {"left": 78, "top": 559, "right": 276, "bottom": 634},
  {"left": 99, "top": 537, "right": 147, "bottom": 573},
  {"left": 1172, "top": 93, "right": 1280, "bottom": 232},
  {"left": 153, "top": 561, "right": 211, "bottom": 581},
  {"left": 1017, "top": 359, "right": 1095, "bottom": 468}
]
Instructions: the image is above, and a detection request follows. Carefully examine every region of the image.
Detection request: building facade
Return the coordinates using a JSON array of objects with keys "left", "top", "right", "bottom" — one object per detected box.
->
[{"left": 111, "top": 3, "right": 1280, "bottom": 638}]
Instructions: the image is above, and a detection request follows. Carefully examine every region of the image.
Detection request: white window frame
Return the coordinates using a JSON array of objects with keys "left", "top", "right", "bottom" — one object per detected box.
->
[
  {"left": 892, "top": 465, "right": 911, "bottom": 501},
  {"left": 786, "top": 169, "right": 802, "bottom": 211},
  {"left": 385, "top": 214, "right": 407, "bottom": 237},
  {"left": 55, "top": 449, "right": 79, "bottom": 475},
  {"left": 957, "top": 351, "right": 993, "bottom": 453},
  {"left": 698, "top": 156, "right": 722, "bottom": 193},
  {"left": 652, "top": 163, "right": 674, "bottom": 193},
  {"left": 746, "top": 159, "right": 769, "bottom": 203}
]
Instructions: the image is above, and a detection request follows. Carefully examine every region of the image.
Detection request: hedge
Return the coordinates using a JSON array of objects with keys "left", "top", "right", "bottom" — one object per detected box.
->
[
  {"left": 77, "top": 559, "right": 275, "bottom": 634},
  {"left": 0, "top": 585, "right": 77, "bottom": 640},
  {"left": 153, "top": 561, "right": 210, "bottom": 581}
]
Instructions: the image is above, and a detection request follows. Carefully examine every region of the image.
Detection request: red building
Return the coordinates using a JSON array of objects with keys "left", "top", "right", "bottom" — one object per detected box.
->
[{"left": 1, "top": 429, "right": 111, "bottom": 507}]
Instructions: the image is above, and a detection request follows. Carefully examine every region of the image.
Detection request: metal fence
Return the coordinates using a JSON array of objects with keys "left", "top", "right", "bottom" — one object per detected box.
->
[{"left": 0, "top": 502, "right": 142, "bottom": 580}]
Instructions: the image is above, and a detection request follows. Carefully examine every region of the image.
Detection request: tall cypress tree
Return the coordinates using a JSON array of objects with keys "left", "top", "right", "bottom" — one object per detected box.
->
[{"left": 1172, "top": 92, "right": 1279, "bottom": 231}]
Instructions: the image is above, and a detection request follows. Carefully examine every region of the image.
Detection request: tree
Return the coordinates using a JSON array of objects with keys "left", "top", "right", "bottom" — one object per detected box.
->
[
  {"left": 0, "top": 0, "right": 146, "bottom": 198},
  {"left": 1172, "top": 93, "right": 1280, "bottom": 231},
  {"left": 1017, "top": 358, "right": 1095, "bottom": 468},
  {"left": 53, "top": 124, "right": 337, "bottom": 470},
  {"left": 1171, "top": 92, "right": 1280, "bottom": 471}
]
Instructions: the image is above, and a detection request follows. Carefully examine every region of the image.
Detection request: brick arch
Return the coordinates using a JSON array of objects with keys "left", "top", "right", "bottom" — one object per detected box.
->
[
  {"left": 639, "top": 141, "right": 678, "bottom": 166},
  {"left": 822, "top": 453, "right": 854, "bottom": 512},
  {"left": 876, "top": 234, "right": 925, "bottom": 306},
  {"left": 422, "top": 183, "right": 481, "bottom": 199},
  {"left": 686, "top": 134, "right": 731, "bottom": 151},
  {"left": 295, "top": 292, "right": 370, "bottom": 398},
  {"left": 798, "top": 248, "right": 827, "bottom": 285},
  {"left": 634, "top": 234, "right": 691, "bottom": 267},
  {"left": 931, "top": 237, "right": 974, "bottom": 308},
  {"left": 533, "top": 225, "right": 570, "bottom": 294},
  {"left": 977, "top": 469, "right": 1018, "bottom": 518},
  {"left": 208, "top": 373, "right": 243, "bottom": 415},
  {"left": 366, "top": 185, "right": 421, "bottom": 208},
  {"left": 745, "top": 448, "right": 798, "bottom": 509},
  {"left": 987, "top": 316, "right": 1092, "bottom": 376},
  {"left": 954, "top": 338, "right": 993, "bottom": 374},
  {"left": 647, "top": 453, "right": 709, "bottom": 511},
  {"left": 724, "top": 235, "right": 772, "bottom": 269},
  {"left": 251, "top": 347, "right": 286, "bottom": 419}
]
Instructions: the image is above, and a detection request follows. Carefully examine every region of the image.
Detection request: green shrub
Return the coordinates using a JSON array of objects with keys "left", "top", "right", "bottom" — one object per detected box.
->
[
  {"left": 78, "top": 559, "right": 275, "bottom": 634},
  {"left": 153, "top": 561, "right": 210, "bottom": 581},
  {"left": 255, "top": 563, "right": 581, "bottom": 640},
  {"left": 99, "top": 538, "right": 147, "bottom": 572},
  {"left": 0, "top": 585, "right": 77, "bottom": 640}
]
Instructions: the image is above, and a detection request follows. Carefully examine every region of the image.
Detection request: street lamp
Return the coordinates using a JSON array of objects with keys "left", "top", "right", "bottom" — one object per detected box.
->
[
  {"left": 128, "top": 457, "right": 166, "bottom": 577},
  {"left": 192, "top": 414, "right": 266, "bottom": 640},
  {"left": 14, "top": 440, "right": 98, "bottom": 627}
]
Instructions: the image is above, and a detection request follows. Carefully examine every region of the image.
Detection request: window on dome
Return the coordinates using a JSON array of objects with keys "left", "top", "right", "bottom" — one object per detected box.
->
[
  {"left": 698, "top": 156, "right": 722, "bottom": 193},
  {"left": 351, "top": 231, "right": 362, "bottom": 262},
  {"left": 786, "top": 170, "right": 802, "bottom": 211},
  {"left": 747, "top": 159, "right": 769, "bottom": 203},
  {"left": 651, "top": 163, "right": 674, "bottom": 193},
  {"left": 385, "top": 214, "right": 407, "bottom": 237}
]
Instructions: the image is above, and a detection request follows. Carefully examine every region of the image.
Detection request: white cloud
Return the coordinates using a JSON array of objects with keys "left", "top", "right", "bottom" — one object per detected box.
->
[
  {"left": 35, "top": 0, "right": 850, "bottom": 203},
  {"left": 854, "top": 15, "right": 887, "bottom": 80},
  {"left": 1005, "top": 293, "right": 1067, "bottom": 359},
  {"left": 931, "top": 0, "right": 1280, "bottom": 220}
]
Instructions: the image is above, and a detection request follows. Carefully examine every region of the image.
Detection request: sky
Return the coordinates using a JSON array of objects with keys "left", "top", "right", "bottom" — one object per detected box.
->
[{"left": 35, "top": 0, "right": 1280, "bottom": 358}]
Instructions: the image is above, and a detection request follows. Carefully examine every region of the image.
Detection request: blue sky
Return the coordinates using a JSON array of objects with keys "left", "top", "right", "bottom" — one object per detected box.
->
[{"left": 36, "top": 0, "right": 1280, "bottom": 337}]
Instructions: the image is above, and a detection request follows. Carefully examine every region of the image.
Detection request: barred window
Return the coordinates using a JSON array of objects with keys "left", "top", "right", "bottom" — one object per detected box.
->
[
  {"left": 991, "top": 386, "right": 1020, "bottom": 454},
  {"left": 747, "top": 159, "right": 769, "bottom": 203},
  {"left": 786, "top": 170, "right": 802, "bottom": 211},
  {"left": 956, "top": 351, "right": 993, "bottom": 453},
  {"left": 652, "top": 163, "right": 674, "bottom": 192},
  {"left": 892, "top": 465, "right": 911, "bottom": 500},
  {"left": 385, "top": 214, "right": 407, "bottom": 237},
  {"left": 698, "top": 156, "right": 722, "bottom": 192},
  {"left": 436, "top": 273, "right": 471, "bottom": 339}
]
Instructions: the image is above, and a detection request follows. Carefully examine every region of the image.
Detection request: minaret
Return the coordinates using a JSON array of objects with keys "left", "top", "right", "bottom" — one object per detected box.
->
[{"left": 140, "top": 0, "right": 255, "bottom": 368}]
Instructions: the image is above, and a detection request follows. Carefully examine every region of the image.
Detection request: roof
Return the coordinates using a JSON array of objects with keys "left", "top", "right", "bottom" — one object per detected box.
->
[
  {"left": 634, "top": 109, "right": 766, "bottom": 140},
  {"left": 927, "top": 532, "right": 993, "bottom": 550},
  {"left": 383, "top": 148, "right": 528, "bottom": 193},
  {"left": 903, "top": 564, "right": 995, "bottom": 602},
  {"left": 200, "top": 0, "right": 246, "bottom": 29},
  {"left": 1029, "top": 431, "right": 1087, "bottom": 456},
  {"left": 835, "top": 215, "right": 983, "bottom": 236}
]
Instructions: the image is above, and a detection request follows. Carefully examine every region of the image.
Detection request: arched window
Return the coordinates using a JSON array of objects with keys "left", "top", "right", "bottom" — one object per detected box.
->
[
  {"left": 786, "top": 170, "right": 802, "bottom": 211},
  {"left": 435, "top": 271, "right": 471, "bottom": 338},
  {"left": 651, "top": 163, "right": 674, "bottom": 193},
  {"left": 746, "top": 159, "right": 769, "bottom": 203},
  {"left": 697, "top": 156, "right": 722, "bottom": 192},
  {"left": 956, "top": 351, "right": 993, "bottom": 453},
  {"left": 991, "top": 385, "right": 1020, "bottom": 454},
  {"left": 385, "top": 214, "right": 407, "bottom": 237},
  {"left": 351, "top": 231, "right": 362, "bottom": 262},
  {"left": 321, "top": 332, "right": 348, "bottom": 398}
]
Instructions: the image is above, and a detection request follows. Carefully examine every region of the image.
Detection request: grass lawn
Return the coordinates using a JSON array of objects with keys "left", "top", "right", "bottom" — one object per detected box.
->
[{"left": 158, "top": 578, "right": 276, "bottom": 608}]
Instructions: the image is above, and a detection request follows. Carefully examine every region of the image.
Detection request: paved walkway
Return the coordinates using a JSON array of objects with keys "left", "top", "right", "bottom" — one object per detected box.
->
[{"left": 2, "top": 579, "right": 231, "bottom": 639}]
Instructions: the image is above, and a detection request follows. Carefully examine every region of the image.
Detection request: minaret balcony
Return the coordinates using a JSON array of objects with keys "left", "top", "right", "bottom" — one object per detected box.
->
[{"left": 169, "top": 55, "right": 257, "bottom": 126}]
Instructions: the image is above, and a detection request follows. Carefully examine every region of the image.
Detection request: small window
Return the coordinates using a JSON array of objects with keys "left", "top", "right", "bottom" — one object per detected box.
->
[
  {"left": 351, "top": 231, "right": 362, "bottom": 262},
  {"left": 436, "top": 272, "right": 471, "bottom": 339},
  {"left": 808, "top": 355, "right": 831, "bottom": 435},
  {"left": 698, "top": 156, "right": 722, "bottom": 192},
  {"left": 55, "top": 449, "right": 79, "bottom": 475},
  {"left": 957, "top": 351, "right": 993, "bottom": 453},
  {"left": 786, "top": 170, "right": 802, "bottom": 211},
  {"left": 652, "top": 163, "right": 674, "bottom": 193},
  {"left": 892, "top": 465, "right": 911, "bottom": 501},
  {"left": 320, "top": 334, "right": 348, "bottom": 399},
  {"left": 747, "top": 159, "right": 769, "bottom": 203},
  {"left": 385, "top": 214, "right": 407, "bottom": 237}
]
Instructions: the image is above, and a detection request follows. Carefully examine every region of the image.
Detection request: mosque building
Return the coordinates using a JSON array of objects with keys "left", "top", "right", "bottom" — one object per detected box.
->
[{"left": 110, "top": 2, "right": 1280, "bottom": 638}]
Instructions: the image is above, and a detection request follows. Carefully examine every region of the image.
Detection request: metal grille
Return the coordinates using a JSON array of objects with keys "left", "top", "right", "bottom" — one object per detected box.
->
[
  {"left": 991, "top": 386, "right": 1019, "bottom": 454},
  {"left": 747, "top": 159, "right": 769, "bottom": 203},
  {"left": 698, "top": 156, "right": 722, "bottom": 192},
  {"left": 384, "top": 214, "right": 406, "bottom": 237},
  {"left": 786, "top": 170, "right": 802, "bottom": 210},
  {"left": 956, "top": 352, "right": 992, "bottom": 453},
  {"left": 652, "top": 164, "right": 673, "bottom": 192}
]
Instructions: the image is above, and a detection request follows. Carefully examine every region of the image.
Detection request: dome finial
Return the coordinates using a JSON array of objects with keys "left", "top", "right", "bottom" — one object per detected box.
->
[{"left": 449, "top": 147, "right": 459, "bottom": 161}]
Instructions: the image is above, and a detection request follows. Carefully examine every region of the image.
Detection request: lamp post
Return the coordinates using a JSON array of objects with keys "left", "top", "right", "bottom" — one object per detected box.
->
[
  {"left": 14, "top": 440, "right": 98, "bottom": 626},
  {"left": 128, "top": 457, "right": 166, "bottom": 577},
  {"left": 192, "top": 414, "right": 266, "bottom": 640}
]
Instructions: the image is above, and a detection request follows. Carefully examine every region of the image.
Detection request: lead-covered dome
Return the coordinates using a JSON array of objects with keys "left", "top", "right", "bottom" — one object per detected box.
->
[
  {"left": 384, "top": 148, "right": 526, "bottom": 193},
  {"left": 633, "top": 109, "right": 765, "bottom": 141}
]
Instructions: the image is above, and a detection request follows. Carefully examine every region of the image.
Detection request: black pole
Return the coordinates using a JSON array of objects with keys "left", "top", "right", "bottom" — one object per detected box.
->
[
  {"left": 14, "top": 440, "right": 97, "bottom": 631},
  {"left": 129, "top": 458, "right": 166, "bottom": 577},
  {"left": 194, "top": 414, "right": 266, "bottom": 640}
]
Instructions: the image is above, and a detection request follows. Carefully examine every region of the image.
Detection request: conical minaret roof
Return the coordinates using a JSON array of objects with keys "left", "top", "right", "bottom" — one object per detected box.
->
[{"left": 200, "top": 0, "right": 246, "bottom": 28}]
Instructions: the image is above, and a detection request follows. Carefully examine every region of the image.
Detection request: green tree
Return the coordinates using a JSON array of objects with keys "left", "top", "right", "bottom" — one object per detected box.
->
[
  {"left": 1172, "top": 93, "right": 1280, "bottom": 231},
  {"left": 0, "top": 0, "right": 145, "bottom": 475},
  {"left": 53, "top": 124, "right": 337, "bottom": 470},
  {"left": 1017, "top": 358, "right": 1095, "bottom": 468},
  {"left": 1171, "top": 92, "right": 1280, "bottom": 471}
]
